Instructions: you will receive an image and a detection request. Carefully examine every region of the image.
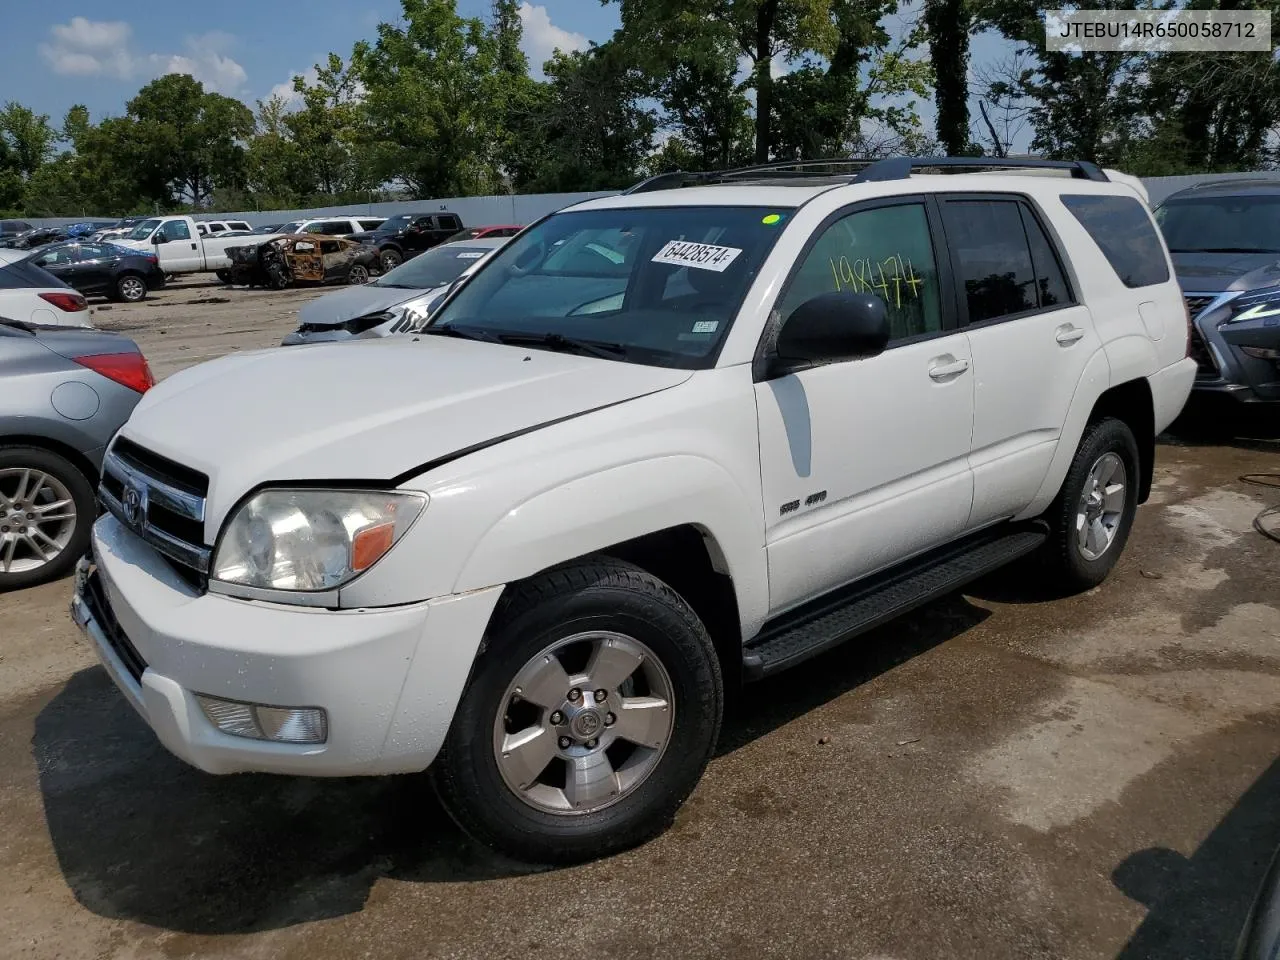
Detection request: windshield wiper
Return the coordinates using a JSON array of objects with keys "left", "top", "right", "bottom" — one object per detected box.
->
[
  {"left": 493, "top": 331, "right": 629, "bottom": 361},
  {"left": 416, "top": 323, "right": 503, "bottom": 343},
  {"left": 1170, "top": 247, "right": 1280, "bottom": 254}
]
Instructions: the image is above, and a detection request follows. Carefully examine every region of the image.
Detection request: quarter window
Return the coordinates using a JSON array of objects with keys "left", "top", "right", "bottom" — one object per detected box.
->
[
  {"left": 1061, "top": 194, "right": 1170, "bottom": 288},
  {"left": 780, "top": 202, "right": 942, "bottom": 341}
]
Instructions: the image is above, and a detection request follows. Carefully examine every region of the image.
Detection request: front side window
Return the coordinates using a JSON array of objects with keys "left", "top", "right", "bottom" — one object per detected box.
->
[
  {"left": 128, "top": 219, "right": 161, "bottom": 241},
  {"left": 427, "top": 205, "right": 790, "bottom": 368},
  {"left": 1062, "top": 194, "right": 1170, "bottom": 287},
  {"left": 779, "top": 202, "right": 942, "bottom": 341},
  {"left": 166, "top": 220, "right": 191, "bottom": 241}
]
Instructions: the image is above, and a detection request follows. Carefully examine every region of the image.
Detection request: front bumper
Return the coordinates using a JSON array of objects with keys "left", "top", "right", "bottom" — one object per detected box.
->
[{"left": 71, "top": 513, "right": 501, "bottom": 776}]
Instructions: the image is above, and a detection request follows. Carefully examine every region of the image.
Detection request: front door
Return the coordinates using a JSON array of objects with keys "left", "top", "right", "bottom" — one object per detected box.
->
[
  {"left": 755, "top": 198, "right": 976, "bottom": 614},
  {"left": 155, "top": 220, "right": 200, "bottom": 271},
  {"left": 936, "top": 195, "right": 1102, "bottom": 528}
]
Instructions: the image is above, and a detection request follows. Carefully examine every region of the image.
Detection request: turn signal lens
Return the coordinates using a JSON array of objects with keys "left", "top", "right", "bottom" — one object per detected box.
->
[{"left": 351, "top": 521, "right": 395, "bottom": 571}]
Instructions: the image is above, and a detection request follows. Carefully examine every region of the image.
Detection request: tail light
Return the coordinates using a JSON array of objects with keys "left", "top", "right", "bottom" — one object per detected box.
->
[
  {"left": 74, "top": 352, "right": 155, "bottom": 393},
  {"left": 39, "top": 291, "right": 88, "bottom": 312}
]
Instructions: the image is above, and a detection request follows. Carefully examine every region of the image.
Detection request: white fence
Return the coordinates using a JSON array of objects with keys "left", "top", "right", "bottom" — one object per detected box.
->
[{"left": 15, "top": 171, "right": 1280, "bottom": 230}]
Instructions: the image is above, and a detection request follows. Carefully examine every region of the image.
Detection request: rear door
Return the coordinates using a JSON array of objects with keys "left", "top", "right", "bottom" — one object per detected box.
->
[
  {"left": 938, "top": 193, "right": 1100, "bottom": 529},
  {"left": 72, "top": 243, "right": 116, "bottom": 294}
]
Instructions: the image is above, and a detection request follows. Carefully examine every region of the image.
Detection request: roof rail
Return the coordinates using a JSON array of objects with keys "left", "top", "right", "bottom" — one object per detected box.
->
[
  {"left": 1184, "top": 176, "right": 1280, "bottom": 191},
  {"left": 622, "top": 155, "right": 1111, "bottom": 194},
  {"left": 854, "top": 156, "right": 1110, "bottom": 183}
]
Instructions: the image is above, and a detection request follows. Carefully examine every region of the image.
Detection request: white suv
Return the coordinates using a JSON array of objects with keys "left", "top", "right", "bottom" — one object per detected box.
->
[{"left": 71, "top": 157, "right": 1196, "bottom": 864}]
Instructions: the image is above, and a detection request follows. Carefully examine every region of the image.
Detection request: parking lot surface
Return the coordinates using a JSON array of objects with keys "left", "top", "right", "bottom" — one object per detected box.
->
[{"left": 2, "top": 281, "right": 1278, "bottom": 959}]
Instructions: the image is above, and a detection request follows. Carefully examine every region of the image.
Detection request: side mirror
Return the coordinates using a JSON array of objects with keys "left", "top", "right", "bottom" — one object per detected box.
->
[
  {"left": 769, "top": 291, "right": 891, "bottom": 376},
  {"left": 152, "top": 231, "right": 166, "bottom": 245}
]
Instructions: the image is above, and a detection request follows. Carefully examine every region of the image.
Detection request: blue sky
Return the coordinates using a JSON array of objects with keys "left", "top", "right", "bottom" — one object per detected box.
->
[{"left": 5, "top": 1, "right": 1024, "bottom": 149}]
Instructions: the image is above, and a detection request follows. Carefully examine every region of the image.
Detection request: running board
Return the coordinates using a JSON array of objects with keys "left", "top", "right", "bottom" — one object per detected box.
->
[{"left": 742, "top": 523, "right": 1048, "bottom": 681}]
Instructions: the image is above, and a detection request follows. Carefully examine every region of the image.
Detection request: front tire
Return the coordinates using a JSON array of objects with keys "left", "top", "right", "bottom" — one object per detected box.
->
[
  {"left": 379, "top": 249, "right": 402, "bottom": 273},
  {"left": 348, "top": 263, "right": 370, "bottom": 285},
  {"left": 431, "top": 558, "right": 723, "bottom": 864},
  {"left": 0, "top": 446, "right": 95, "bottom": 591},
  {"left": 1042, "top": 416, "right": 1140, "bottom": 591}
]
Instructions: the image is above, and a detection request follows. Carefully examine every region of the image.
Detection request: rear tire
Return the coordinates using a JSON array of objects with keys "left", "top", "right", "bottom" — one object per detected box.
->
[
  {"left": 1041, "top": 417, "right": 1141, "bottom": 591},
  {"left": 114, "top": 273, "right": 148, "bottom": 302},
  {"left": 0, "top": 446, "right": 96, "bottom": 592},
  {"left": 431, "top": 557, "right": 723, "bottom": 864}
]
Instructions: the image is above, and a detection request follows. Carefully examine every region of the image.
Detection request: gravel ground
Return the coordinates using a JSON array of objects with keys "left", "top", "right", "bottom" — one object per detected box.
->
[{"left": 1, "top": 278, "right": 1278, "bottom": 959}]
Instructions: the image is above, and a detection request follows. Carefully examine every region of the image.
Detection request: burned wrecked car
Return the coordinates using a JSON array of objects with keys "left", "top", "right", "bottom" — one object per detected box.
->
[{"left": 224, "top": 234, "right": 378, "bottom": 289}]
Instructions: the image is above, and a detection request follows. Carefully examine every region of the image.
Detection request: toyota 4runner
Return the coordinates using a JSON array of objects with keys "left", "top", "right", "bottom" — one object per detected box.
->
[{"left": 71, "top": 157, "right": 1197, "bottom": 864}]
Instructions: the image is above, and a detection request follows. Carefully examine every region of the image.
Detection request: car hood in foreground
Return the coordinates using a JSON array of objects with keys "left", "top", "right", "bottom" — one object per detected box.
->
[
  {"left": 296, "top": 283, "right": 437, "bottom": 327},
  {"left": 118, "top": 336, "right": 692, "bottom": 528},
  {"left": 1172, "top": 252, "right": 1280, "bottom": 294}
]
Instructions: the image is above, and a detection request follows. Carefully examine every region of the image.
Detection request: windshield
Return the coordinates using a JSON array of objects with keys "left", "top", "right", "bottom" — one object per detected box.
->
[
  {"left": 1155, "top": 196, "right": 1280, "bottom": 253},
  {"left": 372, "top": 244, "right": 496, "bottom": 288},
  {"left": 127, "top": 219, "right": 162, "bottom": 241},
  {"left": 427, "top": 205, "right": 789, "bottom": 368},
  {"left": 378, "top": 214, "right": 414, "bottom": 232},
  {"left": 276, "top": 221, "right": 303, "bottom": 234}
]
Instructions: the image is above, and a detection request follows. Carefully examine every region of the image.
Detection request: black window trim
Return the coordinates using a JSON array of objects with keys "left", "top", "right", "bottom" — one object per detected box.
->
[
  {"left": 933, "top": 191, "right": 1080, "bottom": 331},
  {"left": 753, "top": 194, "right": 960, "bottom": 382}
]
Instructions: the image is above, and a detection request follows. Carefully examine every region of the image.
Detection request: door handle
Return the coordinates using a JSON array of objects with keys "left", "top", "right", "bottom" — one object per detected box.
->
[
  {"left": 1056, "top": 324, "right": 1085, "bottom": 345},
  {"left": 190, "top": 243, "right": 197, "bottom": 250},
  {"left": 928, "top": 355, "right": 970, "bottom": 381}
]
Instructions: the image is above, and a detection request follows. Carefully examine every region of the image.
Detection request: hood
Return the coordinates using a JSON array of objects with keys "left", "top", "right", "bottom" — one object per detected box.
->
[
  {"left": 119, "top": 336, "right": 692, "bottom": 528},
  {"left": 297, "top": 282, "right": 437, "bottom": 327},
  {"left": 1172, "top": 251, "right": 1280, "bottom": 294}
]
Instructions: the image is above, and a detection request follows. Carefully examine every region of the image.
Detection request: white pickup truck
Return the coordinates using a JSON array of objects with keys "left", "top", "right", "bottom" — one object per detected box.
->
[
  {"left": 111, "top": 215, "right": 253, "bottom": 276},
  {"left": 73, "top": 157, "right": 1196, "bottom": 866}
]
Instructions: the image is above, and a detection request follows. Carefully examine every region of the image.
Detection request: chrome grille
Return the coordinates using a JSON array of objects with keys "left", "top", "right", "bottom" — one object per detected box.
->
[
  {"left": 1182, "top": 291, "right": 1222, "bottom": 379},
  {"left": 99, "top": 439, "right": 211, "bottom": 585}
]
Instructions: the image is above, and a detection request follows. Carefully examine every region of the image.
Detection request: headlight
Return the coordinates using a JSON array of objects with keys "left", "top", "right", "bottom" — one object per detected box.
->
[
  {"left": 212, "top": 489, "right": 426, "bottom": 593},
  {"left": 354, "top": 295, "right": 440, "bottom": 336},
  {"left": 1225, "top": 285, "right": 1280, "bottom": 324}
]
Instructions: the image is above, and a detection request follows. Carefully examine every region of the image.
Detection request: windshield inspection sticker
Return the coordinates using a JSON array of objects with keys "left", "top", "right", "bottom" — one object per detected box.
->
[
  {"left": 692, "top": 320, "right": 719, "bottom": 334},
  {"left": 652, "top": 240, "right": 743, "bottom": 273},
  {"left": 455, "top": 252, "right": 485, "bottom": 259}
]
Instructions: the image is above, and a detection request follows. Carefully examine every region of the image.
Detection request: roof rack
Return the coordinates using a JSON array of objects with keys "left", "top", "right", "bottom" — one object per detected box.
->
[
  {"left": 623, "top": 155, "right": 1110, "bottom": 194},
  {"left": 1184, "top": 176, "right": 1280, "bottom": 191}
]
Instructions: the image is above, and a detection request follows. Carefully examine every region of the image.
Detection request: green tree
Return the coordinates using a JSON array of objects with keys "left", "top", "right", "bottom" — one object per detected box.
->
[
  {"left": 284, "top": 54, "right": 374, "bottom": 196},
  {"left": 516, "top": 43, "right": 658, "bottom": 191},
  {"left": 352, "top": 0, "right": 505, "bottom": 196},
  {"left": 125, "top": 74, "right": 254, "bottom": 206},
  {"left": 613, "top": 0, "right": 843, "bottom": 163},
  {"left": 924, "top": 0, "right": 971, "bottom": 155}
]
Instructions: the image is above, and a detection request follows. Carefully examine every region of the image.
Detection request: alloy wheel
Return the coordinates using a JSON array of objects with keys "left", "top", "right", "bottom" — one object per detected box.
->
[
  {"left": 0, "top": 468, "right": 78, "bottom": 574},
  {"left": 1075, "top": 452, "right": 1127, "bottom": 561}
]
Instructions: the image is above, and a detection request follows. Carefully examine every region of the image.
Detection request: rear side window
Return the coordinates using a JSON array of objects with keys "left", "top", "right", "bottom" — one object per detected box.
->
[
  {"left": 358, "top": 219, "right": 384, "bottom": 230},
  {"left": 0, "top": 260, "right": 69, "bottom": 289},
  {"left": 439, "top": 215, "right": 461, "bottom": 231},
  {"left": 1060, "top": 194, "right": 1169, "bottom": 288},
  {"left": 941, "top": 200, "right": 1038, "bottom": 323},
  {"left": 1019, "top": 206, "right": 1072, "bottom": 308}
]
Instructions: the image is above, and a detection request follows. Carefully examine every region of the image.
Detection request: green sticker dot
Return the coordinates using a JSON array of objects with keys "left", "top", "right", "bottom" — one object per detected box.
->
[{"left": 762, "top": 213, "right": 782, "bottom": 225}]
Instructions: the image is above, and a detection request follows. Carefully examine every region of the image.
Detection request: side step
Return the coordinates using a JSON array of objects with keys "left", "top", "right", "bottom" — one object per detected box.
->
[{"left": 742, "top": 523, "right": 1048, "bottom": 681}]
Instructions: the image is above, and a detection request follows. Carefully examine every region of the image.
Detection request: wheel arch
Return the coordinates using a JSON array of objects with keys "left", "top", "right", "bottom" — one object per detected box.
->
[
  {"left": 0, "top": 431, "right": 102, "bottom": 487},
  {"left": 1088, "top": 378, "right": 1155, "bottom": 503}
]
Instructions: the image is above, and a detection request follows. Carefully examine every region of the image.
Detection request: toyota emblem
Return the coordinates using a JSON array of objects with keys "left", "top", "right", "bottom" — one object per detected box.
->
[{"left": 122, "top": 482, "right": 145, "bottom": 526}]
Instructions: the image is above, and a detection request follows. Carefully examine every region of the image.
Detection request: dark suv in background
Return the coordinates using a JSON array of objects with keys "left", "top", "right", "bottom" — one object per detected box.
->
[
  {"left": 350, "top": 211, "right": 464, "bottom": 272},
  {"left": 1156, "top": 179, "right": 1280, "bottom": 407}
]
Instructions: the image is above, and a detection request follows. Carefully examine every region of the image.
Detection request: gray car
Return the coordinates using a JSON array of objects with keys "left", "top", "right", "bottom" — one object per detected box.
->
[
  {"left": 0, "top": 319, "right": 153, "bottom": 590},
  {"left": 281, "top": 237, "right": 509, "bottom": 346},
  {"left": 1156, "top": 179, "right": 1280, "bottom": 407}
]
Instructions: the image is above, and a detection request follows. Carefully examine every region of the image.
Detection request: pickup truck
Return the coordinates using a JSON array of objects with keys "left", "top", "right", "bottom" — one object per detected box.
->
[{"left": 111, "top": 216, "right": 254, "bottom": 277}]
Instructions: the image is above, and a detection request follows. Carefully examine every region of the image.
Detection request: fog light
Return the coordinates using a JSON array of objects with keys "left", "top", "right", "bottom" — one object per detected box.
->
[
  {"left": 1241, "top": 345, "right": 1280, "bottom": 360},
  {"left": 196, "top": 694, "right": 328, "bottom": 744}
]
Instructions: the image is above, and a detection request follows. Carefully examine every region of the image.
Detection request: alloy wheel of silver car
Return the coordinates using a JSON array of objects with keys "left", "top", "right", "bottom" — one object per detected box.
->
[
  {"left": 118, "top": 275, "right": 147, "bottom": 301},
  {"left": 1075, "top": 452, "right": 1127, "bottom": 562},
  {"left": 0, "top": 467, "right": 77, "bottom": 574},
  {"left": 493, "top": 630, "right": 675, "bottom": 815}
]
